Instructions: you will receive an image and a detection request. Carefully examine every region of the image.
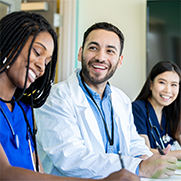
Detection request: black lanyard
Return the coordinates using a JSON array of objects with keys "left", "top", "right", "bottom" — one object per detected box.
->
[
  {"left": 80, "top": 71, "right": 114, "bottom": 146},
  {"left": 17, "top": 102, "right": 39, "bottom": 172}
]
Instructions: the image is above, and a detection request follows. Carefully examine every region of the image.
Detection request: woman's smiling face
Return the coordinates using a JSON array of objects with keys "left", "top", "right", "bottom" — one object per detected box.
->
[
  {"left": 6, "top": 31, "right": 54, "bottom": 89},
  {"left": 149, "top": 71, "right": 180, "bottom": 108}
]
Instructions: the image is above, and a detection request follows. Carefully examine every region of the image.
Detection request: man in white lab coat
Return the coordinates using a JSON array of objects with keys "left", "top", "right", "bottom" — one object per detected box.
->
[{"left": 34, "top": 22, "right": 177, "bottom": 179}]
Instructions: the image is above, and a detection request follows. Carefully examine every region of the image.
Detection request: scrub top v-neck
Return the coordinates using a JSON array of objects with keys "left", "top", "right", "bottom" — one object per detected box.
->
[{"left": 132, "top": 100, "right": 174, "bottom": 149}]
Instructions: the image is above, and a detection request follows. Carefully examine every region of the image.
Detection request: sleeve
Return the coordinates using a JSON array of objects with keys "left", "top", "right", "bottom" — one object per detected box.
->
[
  {"left": 132, "top": 102, "right": 148, "bottom": 135},
  {"left": 124, "top": 100, "right": 152, "bottom": 157},
  {"left": 123, "top": 104, "right": 153, "bottom": 173}
]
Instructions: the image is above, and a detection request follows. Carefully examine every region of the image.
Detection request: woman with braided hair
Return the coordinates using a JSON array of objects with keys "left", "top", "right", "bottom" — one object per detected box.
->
[
  {"left": 0, "top": 9, "right": 57, "bottom": 176},
  {"left": 0, "top": 11, "right": 140, "bottom": 181}
]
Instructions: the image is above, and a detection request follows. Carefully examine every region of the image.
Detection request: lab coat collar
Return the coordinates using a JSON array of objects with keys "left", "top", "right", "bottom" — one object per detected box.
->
[{"left": 67, "top": 68, "right": 88, "bottom": 108}]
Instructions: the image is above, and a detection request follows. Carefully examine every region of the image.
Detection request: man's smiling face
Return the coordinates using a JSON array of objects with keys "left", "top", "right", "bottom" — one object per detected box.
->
[{"left": 78, "top": 29, "right": 123, "bottom": 86}]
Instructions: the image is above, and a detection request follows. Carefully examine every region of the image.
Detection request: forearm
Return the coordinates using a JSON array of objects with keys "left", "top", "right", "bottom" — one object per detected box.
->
[
  {"left": 150, "top": 148, "right": 181, "bottom": 159},
  {"left": 1, "top": 165, "right": 93, "bottom": 181},
  {"left": 0, "top": 143, "right": 93, "bottom": 181},
  {"left": 167, "top": 150, "right": 181, "bottom": 160},
  {"left": 150, "top": 148, "right": 159, "bottom": 154}
]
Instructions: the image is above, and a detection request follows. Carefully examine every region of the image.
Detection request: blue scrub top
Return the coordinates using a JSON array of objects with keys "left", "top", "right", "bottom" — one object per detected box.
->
[
  {"left": 0, "top": 100, "right": 35, "bottom": 170},
  {"left": 132, "top": 100, "right": 174, "bottom": 149}
]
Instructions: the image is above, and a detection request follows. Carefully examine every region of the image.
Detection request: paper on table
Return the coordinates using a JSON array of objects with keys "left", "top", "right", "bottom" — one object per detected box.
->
[
  {"left": 141, "top": 161, "right": 181, "bottom": 180},
  {"left": 175, "top": 161, "right": 181, "bottom": 175},
  {"left": 141, "top": 175, "right": 181, "bottom": 181},
  {"left": 175, "top": 169, "right": 181, "bottom": 175}
]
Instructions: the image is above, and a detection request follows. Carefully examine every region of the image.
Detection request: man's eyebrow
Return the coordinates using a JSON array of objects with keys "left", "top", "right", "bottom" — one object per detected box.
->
[
  {"left": 107, "top": 45, "right": 118, "bottom": 52},
  {"left": 87, "top": 41, "right": 99, "bottom": 47},
  {"left": 35, "top": 42, "right": 47, "bottom": 50},
  {"left": 87, "top": 42, "right": 118, "bottom": 52}
]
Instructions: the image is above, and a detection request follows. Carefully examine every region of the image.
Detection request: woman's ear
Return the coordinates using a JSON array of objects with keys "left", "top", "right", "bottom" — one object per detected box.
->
[
  {"left": 78, "top": 47, "right": 83, "bottom": 62},
  {"left": 117, "top": 55, "right": 123, "bottom": 68},
  {"left": 150, "top": 80, "right": 153, "bottom": 91}
]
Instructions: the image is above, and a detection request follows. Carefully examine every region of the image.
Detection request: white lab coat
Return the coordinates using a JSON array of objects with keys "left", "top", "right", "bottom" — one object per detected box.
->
[{"left": 35, "top": 68, "right": 152, "bottom": 179}]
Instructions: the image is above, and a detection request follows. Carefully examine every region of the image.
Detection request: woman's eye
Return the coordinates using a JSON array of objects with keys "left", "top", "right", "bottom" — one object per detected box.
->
[
  {"left": 172, "top": 83, "right": 177, "bottom": 87},
  {"left": 159, "top": 81, "right": 165, "bottom": 84},
  {"left": 33, "top": 48, "right": 40, "bottom": 56}
]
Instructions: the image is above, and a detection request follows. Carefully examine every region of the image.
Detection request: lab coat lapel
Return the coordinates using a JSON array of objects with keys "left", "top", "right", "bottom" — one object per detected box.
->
[
  {"left": 111, "top": 89, "right": 129, "bottom": 153},
  {"left": 67, "top": 69, "right": 105, "bottom": 151}
]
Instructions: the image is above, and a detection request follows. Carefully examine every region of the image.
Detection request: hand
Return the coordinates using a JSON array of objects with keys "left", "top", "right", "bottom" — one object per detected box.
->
[
  {"left": 139, "top": 153, "right": 177, "bottom": 178},
  {"left": 138, "top": 155, "right": 149, "bottom": 160},
  {"left": 162, "top": 144, "right": 171, "bottom": 155},
  {"left": 104, "top": 169, "right": 140, "bottom": 181}
]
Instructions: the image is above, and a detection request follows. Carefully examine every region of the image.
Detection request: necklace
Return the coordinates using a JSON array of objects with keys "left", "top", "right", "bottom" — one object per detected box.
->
[{"left": 80, "top": 71, "right": 114, "bottom": 146}]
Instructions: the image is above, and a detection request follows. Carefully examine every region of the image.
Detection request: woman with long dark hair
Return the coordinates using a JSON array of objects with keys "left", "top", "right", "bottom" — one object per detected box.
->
[{"left": 132, "top": 61, "right": 181, "bottom": 159}]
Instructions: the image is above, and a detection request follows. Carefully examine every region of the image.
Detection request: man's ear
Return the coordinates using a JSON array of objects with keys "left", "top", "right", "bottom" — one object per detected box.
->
[
  {"left": 117, "top": 55, "right": 123, "bottom": 68},
  {"left": 78, "top": 47, "right": 83, "bottom": 62}
]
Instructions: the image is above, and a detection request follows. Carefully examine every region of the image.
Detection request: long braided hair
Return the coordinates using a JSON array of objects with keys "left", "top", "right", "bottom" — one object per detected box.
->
[
  {"left": 0, "top": 11, "right": 58, "bottom": 171},
  {"left": 0, "top": 11, "right": 58, "bottom": 108}
]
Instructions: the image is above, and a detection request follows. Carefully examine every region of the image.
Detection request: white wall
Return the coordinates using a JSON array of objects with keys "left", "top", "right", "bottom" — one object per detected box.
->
[{"left": 77, "top": 0, "right": 147, "bottom": 101}]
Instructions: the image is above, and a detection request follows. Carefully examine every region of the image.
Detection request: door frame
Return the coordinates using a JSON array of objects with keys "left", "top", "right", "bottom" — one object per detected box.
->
[{"left": 0, "top": 0, "right": 21, "bottom": 13}]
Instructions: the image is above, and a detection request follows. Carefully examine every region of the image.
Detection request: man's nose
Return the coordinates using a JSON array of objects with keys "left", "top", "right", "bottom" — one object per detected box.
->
[{"left": 95, "top": 50, "right": 106, "bottom": 62}]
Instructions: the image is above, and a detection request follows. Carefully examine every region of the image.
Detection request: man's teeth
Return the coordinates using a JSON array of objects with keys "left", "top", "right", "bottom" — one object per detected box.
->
[
  {"left": 29, "top": 69, "right": 36, "bottom": 79},
  {"left": 161, "top": 95, "right": 170, "bottom": 99},
  {"left": 93, "top": 65, "right": 106, "bottom": 69}
]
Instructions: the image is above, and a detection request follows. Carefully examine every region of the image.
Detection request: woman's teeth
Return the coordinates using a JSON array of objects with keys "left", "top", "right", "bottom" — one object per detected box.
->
[{"left": 29, "top": 69, "right": 36, "bottom": 79}]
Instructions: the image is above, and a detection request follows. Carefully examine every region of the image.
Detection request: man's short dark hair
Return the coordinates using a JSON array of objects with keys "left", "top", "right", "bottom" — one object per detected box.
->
[{"left": 82, "top": 22, "right": 124, "bottom": 56}]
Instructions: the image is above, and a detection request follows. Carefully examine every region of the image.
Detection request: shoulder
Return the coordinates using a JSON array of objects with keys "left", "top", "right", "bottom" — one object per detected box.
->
[
  {"left": 49, "top": 70, "right": 78, "bottom": 97},
  {"left": 111, "top": 86, "right": 131, "bottom": 104},
  {"left": 132, "top": 100, "right": 146, "bottom": 109},
  {"left": 52, "top": 69, "right": 78, "bottom": 92},
  {"left": 17, "top": 101, "right": 34, "bottom": 128},
  {"left": 44, "top": 69, "right": 83, "bottom": 108},
  {"left": 132, "top": 100, "right": 147, "bottom": 117}
]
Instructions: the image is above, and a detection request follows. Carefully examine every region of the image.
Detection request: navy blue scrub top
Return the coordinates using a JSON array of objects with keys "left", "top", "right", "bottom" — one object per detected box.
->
[{"left": 132, "top": 100, "right": 174, "bottom": 149}]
